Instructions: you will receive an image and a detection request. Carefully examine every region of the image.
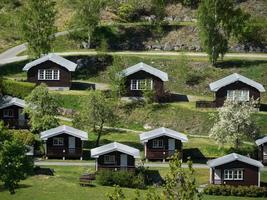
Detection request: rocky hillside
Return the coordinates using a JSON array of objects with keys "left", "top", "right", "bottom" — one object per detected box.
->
[{"left": 0, "top": 0, "right": 266, "bottom": 53}]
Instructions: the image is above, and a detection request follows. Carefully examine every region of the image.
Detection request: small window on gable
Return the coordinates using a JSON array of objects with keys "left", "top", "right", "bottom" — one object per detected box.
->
[
  {"left": 104, "top": 155, "right": 116, "bottom": 164},
  {"left": 152, "top": 139, "right": 164, "bottom": 148},
  {"left": 53, "top": 137, "right": 64, "bottom": 146},
  {"left": 130, "top": 79, "right": 153, "bottom": 90},
  {"left": 3, "top": 109, "right": 14, "bottom": 118}
]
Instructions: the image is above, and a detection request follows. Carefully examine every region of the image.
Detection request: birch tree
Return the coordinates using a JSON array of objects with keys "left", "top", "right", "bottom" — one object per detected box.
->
[
  {"left": 20, "top": 0, "right": 57, "bottom": 58},
  {"left": 209, "top": 99, "right": 259, "bottom": 149}
]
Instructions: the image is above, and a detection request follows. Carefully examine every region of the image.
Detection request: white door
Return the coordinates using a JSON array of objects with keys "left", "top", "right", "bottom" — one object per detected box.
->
[
  {"left": 214, "top": 169, "right": 221, "bottom": 184},
  {"left": 120, "top": 154, "right": 128, "bottom": 167},
  {"left": 18, "top": 109, "right": 25, "bottom": 126},
  {"left": 68, "top": 137, "right": 75, "bottom": 149},
  {"left": 168, "top": 139, "right": 175, "bottom": 151}
]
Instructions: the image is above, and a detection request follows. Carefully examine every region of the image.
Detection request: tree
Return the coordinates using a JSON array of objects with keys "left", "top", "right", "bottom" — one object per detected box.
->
[
  {"left": 151, "top": 0, "right": 165, "bottom": 24},
  {"left": 164, "top": 153, "right": 202, "bottom": 200},
  {"left": 69, "top": 0, "right": 107, "bottom": 49},
  {"left": 20, "top": 0, "right": 57, "bottom": 58},
  {"left": 0, "top": 139, "right": 33, "bottom": 194},
  {"left": 107, "top": 56, "right": 126, "bottom": 99},
  {"left": 209, "top": 99, "right": 259, "bottom": 149},
  {"left": 197, "top": 0, "right": 248, "bottom": 65},
  {"left": 73, "top": 90, "right": 115, "bottom": 147},
  {"left": 24, "top": 83, "right": 59, "bottom": 133}
]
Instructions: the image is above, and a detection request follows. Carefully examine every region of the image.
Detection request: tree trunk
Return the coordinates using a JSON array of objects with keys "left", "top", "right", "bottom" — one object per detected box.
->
[
  {"left": 87, "top": 31, "right": 91, "bottom": 49},
  {"left": 95, "top": 121, "right": 104, "bottom": 147}
]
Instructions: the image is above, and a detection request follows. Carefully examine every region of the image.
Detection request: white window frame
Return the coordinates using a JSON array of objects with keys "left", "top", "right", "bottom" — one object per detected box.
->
[
  {"left": 53, "top": 137, "right": 64, "bottom": 146},
  {"left": 152, "top": 139, "right": 164, "bottom": 148},
  {"left": 38, "top": 69, "right": 60, "bottom": 81},
  {"left": 130, "top": 79, "right": 153, "bottom": 91},
  {"left": 103, "top": 155, "right": 116, "bottom": 164},
  {"left": 224, "top": 169, "right": 243, "bottom": 180},
  {"left": 227, "top": 90, "right": 250, "bottom": 101},
  {"left": 3, "top": 109, "right": 14, "bottom": 118}
]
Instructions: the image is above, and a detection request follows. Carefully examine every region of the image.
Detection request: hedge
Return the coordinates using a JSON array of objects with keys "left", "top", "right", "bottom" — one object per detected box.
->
[
  {"left": 96, "top": 170, "right": 146, "bottom": 189},
  {"left": 203, "top": 185, "right": 267, "bottom": 197},
  {"left": 2, "top": 79, "right": 35, "bottom": 98}
]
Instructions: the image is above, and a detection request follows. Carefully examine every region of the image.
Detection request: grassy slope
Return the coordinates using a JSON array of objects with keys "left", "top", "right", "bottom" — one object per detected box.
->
[
  {"left": 1, "top": 55, "right": 267, "bottom": 136},
  {"left": 0, "top": 166, "right": 266, "bottom": 200}
]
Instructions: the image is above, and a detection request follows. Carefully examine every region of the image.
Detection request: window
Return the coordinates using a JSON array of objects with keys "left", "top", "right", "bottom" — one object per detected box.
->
[
  {"left": 152, "top": 139, "right": 164, "bottom": 148},
  {"left": 38, "top": 69, "right": 60, "bottom": 80},
  {"left": 53, "top": 137, "right": 64, "bottom": 146},
  {"left": 3, "top": 109, "right": 14, "bottom": 118},
  {"left": 104, "top": 155, "right": 116, "bottom": 164},
  {"left": 130, "top": 79, "right": 153, "bottom": 90},
  {"left": 227, "top": 90, "right": 249, "bottom": 101},
  {"left": 224, "top": 169, "right": 243, "bottom": 180}
]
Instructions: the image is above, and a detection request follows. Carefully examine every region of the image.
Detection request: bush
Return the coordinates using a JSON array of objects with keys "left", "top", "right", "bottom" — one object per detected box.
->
[
  {"left": 203, "top": 185, "right": 267, "bottom": 197},
  {"left": 2, "top": 79, "right": 35, "bottom": 98},
  {"left": 96, "top": 170, "right": 146, "bottom": 189},
  {"left": 185, "top": 71, "right": 205, "bottom": 86}
]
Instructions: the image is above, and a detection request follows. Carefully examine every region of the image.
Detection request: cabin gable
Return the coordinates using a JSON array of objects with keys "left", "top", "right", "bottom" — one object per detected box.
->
[{"left": 27, "top": 60, "right": 72, "bottom": 88}]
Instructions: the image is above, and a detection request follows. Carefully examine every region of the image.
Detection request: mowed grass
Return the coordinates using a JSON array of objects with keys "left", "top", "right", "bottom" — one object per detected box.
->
[{"left": 0, "top": 166, "right": 266, "bottom": 200}]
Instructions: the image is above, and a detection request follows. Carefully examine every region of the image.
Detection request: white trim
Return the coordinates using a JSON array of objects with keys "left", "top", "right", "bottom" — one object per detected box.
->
[
  {"left": 130, "top": 79, "right": 153, "bottom": 91},
  {"left": 38, "top": 69, "right": 60, "bottom": 81},
  {"left": 223, "top": 169, "right": 243, "bottom": 181},
  {"left": 258, "top": 169, "right": 261, "bottom": 187},
  {"left": 227, "top": 90, "right": 250, "bottom": 101},
  {"left": 210, "top": 168, "right": 212, "bottom": 184}
]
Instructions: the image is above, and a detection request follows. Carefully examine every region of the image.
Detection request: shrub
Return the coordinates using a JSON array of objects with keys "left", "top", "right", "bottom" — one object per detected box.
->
[
  {"left": 2, "top": 79, "right": 35, "bottom": 98},
  {"left": 185, "top": 71, "right": 204, "bottom": 86},
  {"left": 96, "top": 170, "right": 146, "bottom": 189},
  {"left": 203, "top": 185, "right": 267, "bottom": 197}
]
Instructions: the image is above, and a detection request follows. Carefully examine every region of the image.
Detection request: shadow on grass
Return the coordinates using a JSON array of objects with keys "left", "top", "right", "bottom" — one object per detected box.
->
[
  {"left": 71, "top": 81, "right": 95, "bottom": 90},
  {"left": 215, "top": 60, "right": 267, "bottom": 69},
  {"left": 0, "top": 184, "right": 32, "bottom": 193},
  {"left": 145, "top": 169, "right": 164, "bottom": 186},
  {"left": 183, "top": 148, "right": 208, "bottom": 163}
]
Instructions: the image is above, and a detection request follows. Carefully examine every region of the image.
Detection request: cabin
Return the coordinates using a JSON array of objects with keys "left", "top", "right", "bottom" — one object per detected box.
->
[
  {"left": 23, "top": 53, "right": 77, "bottom": 90},
  {"left": 0, "top": 96, "right": 28, "bottom": 129},
  {"left": 256, "top": 136, "right": 267, "bottom": 165},
  {"left": 40, "top": 125, "right": 88, "bottom": 160},
  {"left": 91, "top": 142, "right": 140, "bottom": 171},
  {"left": 207, "top": 153, "right": 263, "bottom": 187},
  {"left": 209, "top": 73, "right": 265, "bottom": 107},
  {"left": 121, "top": 62, "right": 168, "bottom": 99},
  {"left": 139, "top": 127, "right": 188, "bottom": 161}
]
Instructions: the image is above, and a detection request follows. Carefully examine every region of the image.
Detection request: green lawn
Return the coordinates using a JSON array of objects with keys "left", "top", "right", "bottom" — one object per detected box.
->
[{"left": 0, "top": 166, "right": 266, "bottom": 200}]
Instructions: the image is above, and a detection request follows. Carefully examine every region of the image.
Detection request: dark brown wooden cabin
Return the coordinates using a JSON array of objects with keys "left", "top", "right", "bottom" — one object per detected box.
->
[
  {"left": 208, "top": 153, "right": 263, "bottom": 187},
  {"left": 23, "top": 53, "right": 77, "bottom": 90},
  {"left": 0, "top": 96, "right": 28, "bottom": 129},
  {"left": 121, "top": 62, "right": 168, "bottom": 99},
  {"left": 140, "top": 127, "right": 188, "bottom": 161},
  {"left": 40, "top": 125, "right": 88, "bottom": 160},
  {"left": 256, "top": 136, "right": 267, "bottom": 165},
  {"left": 91, "top": 142, "right": 140, "bottom": 171},
  {"left": 209, "top": 73, "right": 265, "bottom": 107}
]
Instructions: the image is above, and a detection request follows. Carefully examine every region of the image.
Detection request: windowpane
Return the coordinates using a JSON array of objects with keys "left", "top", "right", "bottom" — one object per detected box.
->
[
  {"left": 131, "top": 80, "right": 137, "bottom": 90},
  {"left": 104, "top": 155, "right": 116, "bottom": 164},
  {"left": 38, "top": 70, "right": 45, "bottom": 80},
  {"left": 3, "top": 109, "right": 14, "bottom": 118},
  {"left": 45, "top": 69, "right": 53, "bottom": 80},
  {"left": 152, "top": 139, "right": 164, "bottom": 148},
  {"left": 53, "top": 138, "right": 64, "bottom": 146},
  {"left": 53, "top": 70, "right": 59, "bottom": 80}
]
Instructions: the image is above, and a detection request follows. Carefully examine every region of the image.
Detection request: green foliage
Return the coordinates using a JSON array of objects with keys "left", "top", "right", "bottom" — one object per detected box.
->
[
  {"left": 197, "top": 0, "right": 248, "bottom": 65},
  {"left": 0, "top": 121, "right": 12, "bottom": 148},
  {"left": 2, "top": 79, "right": 35, "bottom": 99},
  {"left": 73, "top": 90, "right": 115, "bottom": 146},
  {"left": 0, "top": 139, "right": 33, "bottom": 194},
  {"left": 106, "top": 185, "right": 126, "bottom": 200},
  {"left": 164, "top": 152, "right": 202, "bottom": 200},
  {"left": 69, "top": 0, "right": 107, "bottom": 48},
  {"left": 97, "top": 170, "right": 146, "bottom": 189},
  {"left": 151, "top": 0, "right": 165, "bottom": 24},
  {"left": 107, "top": 56, "right": 126, "bottom": 99},
  {"left": 12, "top": 130, "right": 35, "bottom": 146},
  {"left": 20, "top": 0, "right": 57, "bottom": 58},
  {"left": 204, "top": 185, "right": 267, "bottom": 197},
  {"left": 209, "top": 99, "right": 259, "bottom": 149},
  {"left": 142, "top": 84, "right": 156, "bottom": 105},
  {"left": 24, "top": 83, "right": 59, "bottom": 133},
  {"left": 117, "top": 3, "right": 136, "bottom": 22}
]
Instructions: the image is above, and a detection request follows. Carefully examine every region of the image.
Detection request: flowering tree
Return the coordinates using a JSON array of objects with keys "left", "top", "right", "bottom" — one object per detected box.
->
[{"left": 209, "top": 99, "right": 259, "bottom": 149}]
